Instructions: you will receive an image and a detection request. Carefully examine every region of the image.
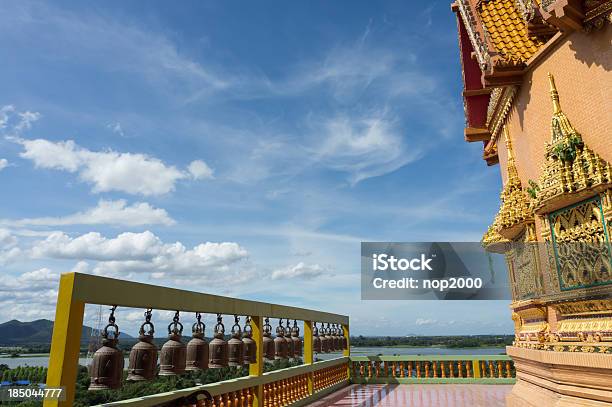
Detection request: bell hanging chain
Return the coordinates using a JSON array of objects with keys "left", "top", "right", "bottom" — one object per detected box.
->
[
  {"left": 215, "top": 313, "right": 225, "bottom": 334},
  {"left": 192, "top": 312, "right": 205, "bottom": 334},
  {"left": 168, "top": 311, "right": 183, "bottom": 335},
  {"left": 103, "top": 305, "right": 119, "bottom": 339},
  {"left": 139, "top": 308, "right": 154, "bottom": 336},
  {"left": 243, "top": 316, "right": 252, "bottom": 334},
  {"left": 264, "top": 317, "right": 272, "bottom": 334},
  {"left": 232, "top": 315, "right": 242, "bottom": 335}
]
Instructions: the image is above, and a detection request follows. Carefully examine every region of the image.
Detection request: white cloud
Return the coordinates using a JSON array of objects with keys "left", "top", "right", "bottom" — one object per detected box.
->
[
  {"left": 311, "top": 112, "right": 423, "bottom": 184},
  {"left": 31, "top": 230, "right": 249, "bottom": 281},
  {"left": 415, "top": 318, "right": 438, "bottom": 326},
  {"left": 0, "top": 268, "right": 60, "bottom": 291},
  {"left": 224, "top": 111, "right": 423, "bottom": 186},
  {"left": 14, "top": 138, "right": 213, "bottom": 196},
  {"left": 271, "top": 262, "right": 327, "bottom": 280},
  {"left": 0, "top": 229, "right": 17, "bottom": 249},
  {"left": 32, "top": 231, "right": 165, "bottom": 261},
  {"left": 2, "top": 199, "right": 175, "bottom": 227},
  {"left": 0, "top": 105, "right": 14, "bottom": 129},
  {"left": 0, "top": 159, "right": 7, "bottom": 171},
  {"left": 0, "top": 105, "right": 41, "bottom": 134},
  {"left": 0, "top": 268, "right": 59, "bottom": 322},
  {"left": 107, "top": 122, "right": 125, "bottom": 137},
  {"left": 188, "top": 160, "right": 214, "bottom": 180},
  {"left": 0, "top": 229, "right": 21, "bottom": 265},
  {"left": 14, "top": 111, "right": 41, "bottom": 132},
  {"left": 71, "top": 261, "right": 90, "bottom": 273},
  {"left": 278, "top": 41, "right": 436, "bottom": 102},
  {"left": 17, "top": 139, "right": 82, "bottom": 171}
]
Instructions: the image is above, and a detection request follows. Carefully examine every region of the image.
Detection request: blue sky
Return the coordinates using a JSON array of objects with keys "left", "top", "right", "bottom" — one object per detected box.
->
[{"left": 0, "top": 0, "right": 512, "bottom": 336}]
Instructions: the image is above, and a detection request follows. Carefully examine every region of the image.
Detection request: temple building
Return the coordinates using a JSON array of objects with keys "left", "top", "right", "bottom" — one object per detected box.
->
[{"left": 451, "top": 1, "right": 611, "bottom": 406}]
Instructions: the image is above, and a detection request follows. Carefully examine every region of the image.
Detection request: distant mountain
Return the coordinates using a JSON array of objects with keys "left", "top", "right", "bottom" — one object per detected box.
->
[{"left": 0, "top": 319, "right": 133, "bottom": 346}]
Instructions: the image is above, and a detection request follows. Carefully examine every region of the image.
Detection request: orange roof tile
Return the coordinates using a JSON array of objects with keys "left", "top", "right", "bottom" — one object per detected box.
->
[{"left": 479, "top": 0, "right": 545, "bottom": 63}]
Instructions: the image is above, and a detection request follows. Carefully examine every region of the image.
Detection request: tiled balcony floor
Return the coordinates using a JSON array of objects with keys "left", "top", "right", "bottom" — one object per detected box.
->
[{"left": 310, "top": 384, "right": 512, "bottom": 407}]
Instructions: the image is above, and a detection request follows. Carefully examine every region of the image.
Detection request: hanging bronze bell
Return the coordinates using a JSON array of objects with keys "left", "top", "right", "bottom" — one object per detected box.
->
[
  {"left": 341, "top": 326, "right": 348, "bottom": 350},
  {"left": 320, "top": 324, "right": 330, "bottom": 353},
  {"left": 242, "top": 317, "right": 257, "bottom": 364},
  {"left": 291, "top": 320, "right": 302, "bottom": 358},
  {"left": 127, "top": 309, "right": 158, "bottom": 381},
  {"left": 330, "top": 324, "right": 337, "bottom": 352},
  {"left": 332, "top": 325, "right": 340, "bottom": 352},
  {"left": 209, "top": 314, "right": 229, "bottom": 368},
  {"left": 89, "top": 306, "right": 124, "bottom": 390},
  {"left": 186, "top": 312, "right": 208, "bottom": 371},
  {"left": 274, "top": 319, "right": 288, "bottom": 360},
  {"left": 326, "top": 324, "right": 334, "bottom": 353},
  {"left": 228, "top": 315, "right": 244, "bottom": 366},
  {"left": 313, "top": 322, "right": 322, "bottom": 353},
  {"left": 159, "top": 311, "right": 187, "bottom": 376},
  {"left": 263, "top": 317, "right": 275, "bottom": 361},
  {"left": 284, "top": 319, "right": 295, "bottom": 359}
]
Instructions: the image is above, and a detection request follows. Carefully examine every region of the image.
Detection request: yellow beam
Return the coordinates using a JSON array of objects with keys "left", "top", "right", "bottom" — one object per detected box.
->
[
  {"left": 44, "top": 273, "right": 85, "bottom": 407},
  {"left": 70, "top": 273, "right": 348, "bottom": 325},
  {"left": 342, "top": 324, "right": 350, "bottom": 357},
  {"left": 249, "top": 316, "right": 264, "bottom": 407},
  {"left": 342, "top": 324, "right": 350, "bottom": 380},
  {"left": 303, "top": 321, "right": 314, "bottom": 395}
]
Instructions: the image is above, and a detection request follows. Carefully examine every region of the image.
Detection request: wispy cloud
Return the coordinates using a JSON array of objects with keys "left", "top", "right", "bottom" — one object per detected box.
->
[
  {"left": 1, "top": 199, "right": 175, "bottom": 227},
  {"left": 308, "top": 111, "right": 423, "bottom": 185},
  {"left": 271, "top": 262, "right": 328, "bottom": 280},
  {"left": 107, "top": 122, "right": 125, "bottom": 137},
  {"left": 0, "top": 105, "right": 41, "bottom": 134},
  {"left": 0, "top": 2, "right": 234, "bottom": 103}
]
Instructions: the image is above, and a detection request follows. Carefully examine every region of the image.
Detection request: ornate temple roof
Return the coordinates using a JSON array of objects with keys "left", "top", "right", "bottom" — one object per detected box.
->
[
  {"left": 479, "top": 0, "right": 545, "bottom": 63},
  {"left": 451, "top": 0, "right": 611, "bottom": 165}
]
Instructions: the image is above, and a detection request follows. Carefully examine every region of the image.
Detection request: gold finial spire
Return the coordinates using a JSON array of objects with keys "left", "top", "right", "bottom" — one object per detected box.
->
[
  {"left": 503, "top": 125, "right": 514, "bottom": 161},
  {"left": 548, "top": 72, "right": 562, "bottom": 114}
]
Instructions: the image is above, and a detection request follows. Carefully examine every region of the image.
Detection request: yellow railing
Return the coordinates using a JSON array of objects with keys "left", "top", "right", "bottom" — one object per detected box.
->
[
  {"left": 103, "top": 358, "right": 349, "bottom": 407},
  {"left": 349, "top": 355, "right": 515, "bottom": 384},
  {"left": 44, "top": 273, "right": 350, "bottom": 407}
]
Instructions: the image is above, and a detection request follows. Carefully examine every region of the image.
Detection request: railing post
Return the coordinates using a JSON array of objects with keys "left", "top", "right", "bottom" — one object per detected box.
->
[
  {"left": 44, "top": 273, "right": 85, "bottom": 407},
  {"left": 249, "top": 316, "right": 264, "bottom": 407},
  {"left": 304, "top": 320, "right": 314, "bottom": 395},
  {"left": 342, "top": 323, "right": 350, "bottom": 381},
  {"left": 472, "top": 358, "right": 481, "bottom": 379}
]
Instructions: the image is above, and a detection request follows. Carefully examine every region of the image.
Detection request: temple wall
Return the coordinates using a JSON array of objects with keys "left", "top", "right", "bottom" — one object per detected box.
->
[
  {"left": 465, "top": 11, "right": 612, "bottom": 406},
  {"left": 498, "top": 24, "right": 611, "bottom": 193}
]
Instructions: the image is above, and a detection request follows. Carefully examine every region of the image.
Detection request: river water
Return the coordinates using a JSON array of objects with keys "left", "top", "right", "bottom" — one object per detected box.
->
[{"left": 0, "top": 346, "right": 505, "bottom": 369}]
